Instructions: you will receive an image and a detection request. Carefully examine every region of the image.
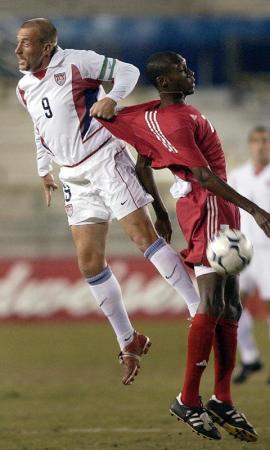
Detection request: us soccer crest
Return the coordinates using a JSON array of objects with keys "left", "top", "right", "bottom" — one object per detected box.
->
[
  {"left": 65, "top": 204, "right": 73, "bottom": 217},
  {"left": 54, "top": 72, "right": 66, "bottom": 86}
]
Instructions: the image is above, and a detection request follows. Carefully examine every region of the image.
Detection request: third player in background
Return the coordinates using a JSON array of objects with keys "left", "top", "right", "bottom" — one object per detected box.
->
[{"left": 229, "top": 126, "right": 270, "bottom": 384}]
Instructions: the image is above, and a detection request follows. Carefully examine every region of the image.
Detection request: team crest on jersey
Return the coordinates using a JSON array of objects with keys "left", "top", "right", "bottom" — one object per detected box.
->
[
  {"left": 54, "top": 72, "right": 66, "bottom": 86},
  {"left": 65, "top": 204, "right": 73, "bottom": 217}
]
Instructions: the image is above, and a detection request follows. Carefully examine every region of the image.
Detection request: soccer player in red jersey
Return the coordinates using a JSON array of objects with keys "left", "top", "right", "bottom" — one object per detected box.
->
[{"left": 96, "top": 52, "right": 270, "bottom": 441}]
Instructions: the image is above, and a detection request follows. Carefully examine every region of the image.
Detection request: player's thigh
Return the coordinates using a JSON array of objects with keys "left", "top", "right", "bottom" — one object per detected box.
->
[
  {"left": 119, "top": 206, "right": 158, "bottom": 252},
  {"left": 59, "top": 167, "right": 112, "bottom": 226},
  {"left": 71, "top": 223, "right": 109, "bottom": 276},
  {"left": 102, "top": 145, "right": 153, "bottom": 241},
  {"left": 224, "top": 275, "right": 242, "bottom": 321},
  {"left": 196, "top": 271, "right": 226, "bottom": 316}
]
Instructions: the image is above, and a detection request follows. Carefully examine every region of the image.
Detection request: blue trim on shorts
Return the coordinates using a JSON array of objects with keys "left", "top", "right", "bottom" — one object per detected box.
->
[
  {"left": 87, "top": 266, "right": 112, "bottom": 285},
  {"left": 144, "top": 237, "right": 166, "bottom": 260}
]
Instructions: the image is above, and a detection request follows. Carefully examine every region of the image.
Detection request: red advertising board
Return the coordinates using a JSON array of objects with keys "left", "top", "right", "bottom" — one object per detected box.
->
[{"left": 0, "top": 258, "right": 265, "bottom": 321}]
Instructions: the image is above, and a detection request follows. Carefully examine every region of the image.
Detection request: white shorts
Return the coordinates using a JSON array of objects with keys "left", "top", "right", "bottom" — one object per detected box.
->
[
  {"left": 240, "top": 247, "right": 270, "bottom": 300},
  {"left": 59, "top": 138, "right": 153, "bottom": 225}
]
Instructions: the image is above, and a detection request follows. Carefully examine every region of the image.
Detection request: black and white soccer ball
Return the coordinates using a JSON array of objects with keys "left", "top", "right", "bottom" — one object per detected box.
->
[{"left": 206, "top": 228, "right": 253, "bottom": 276}]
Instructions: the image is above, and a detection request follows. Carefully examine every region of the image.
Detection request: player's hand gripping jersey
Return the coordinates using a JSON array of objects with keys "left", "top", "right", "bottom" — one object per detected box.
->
[
  {"left": 98, "top": 101, "right": 240, "bottom": 266},
  {"left": 16, "top": 47, "right": 139, "bottom": 175}
]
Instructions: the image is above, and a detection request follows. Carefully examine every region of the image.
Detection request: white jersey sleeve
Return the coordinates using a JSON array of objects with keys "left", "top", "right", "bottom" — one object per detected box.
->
[
  {"left": 34, "top": 126, "right": 53, "bottom": 176},
  {"left": 77, "top": 50, "right": 140, "bottom": 103},
  {"left": 16, "top": 84, "right": 53, "bottom": 176}
]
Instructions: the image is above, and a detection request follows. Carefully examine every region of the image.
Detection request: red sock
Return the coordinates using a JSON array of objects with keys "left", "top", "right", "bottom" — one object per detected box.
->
[
  {"left": 181, "top": 314, "right": 218, "bottom": 407},
  {"left": 213, "top": 318, "right": 238, "bottom": 405}
]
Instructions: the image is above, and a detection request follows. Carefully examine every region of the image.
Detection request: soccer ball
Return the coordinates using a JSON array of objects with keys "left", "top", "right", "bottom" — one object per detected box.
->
[{"left": 206, "top": 228, "right": 253, "bottom": 276}]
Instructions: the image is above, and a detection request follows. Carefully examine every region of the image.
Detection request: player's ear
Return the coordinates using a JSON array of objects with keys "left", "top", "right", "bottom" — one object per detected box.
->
[
  {"left": 43, "top": 42, "right": 53, "bottom": 56},
  {"left": 156, "top": 75, "right": 168, "bottom": 91}
]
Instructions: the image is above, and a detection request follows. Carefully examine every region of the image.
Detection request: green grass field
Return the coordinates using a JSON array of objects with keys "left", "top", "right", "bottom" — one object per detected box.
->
[{"left": 0, "top": 320, "right": 269, "bottom": 450}]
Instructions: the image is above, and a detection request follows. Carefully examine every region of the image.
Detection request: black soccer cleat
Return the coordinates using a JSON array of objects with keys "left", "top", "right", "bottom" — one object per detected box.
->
[
  {"left": 233, "top": 360, "right": 263, "bottom": 384},
  {"left": 170, "top": 396, "right": 221, "bottom": 440},
  {"left": 206, "top": 395, "right": 258, "bottom": 442}
]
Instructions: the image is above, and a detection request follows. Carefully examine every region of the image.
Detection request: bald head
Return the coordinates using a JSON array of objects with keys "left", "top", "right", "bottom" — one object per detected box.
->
[{"left": 20, "top": 18, "right": 57, "bottom": 46}]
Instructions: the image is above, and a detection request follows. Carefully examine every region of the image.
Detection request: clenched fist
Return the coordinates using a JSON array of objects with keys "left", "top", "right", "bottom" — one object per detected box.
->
[{"left": 90, "top": 97, "right": 117, "bottom": 120}]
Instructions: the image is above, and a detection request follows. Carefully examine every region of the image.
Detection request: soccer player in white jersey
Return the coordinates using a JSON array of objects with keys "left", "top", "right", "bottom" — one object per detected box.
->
[
  {"left": 15, "top": 18, "right": 200, "bottom": 385},
  {"left": 229, "top": 126, "right": 270, "bottom": 383}
]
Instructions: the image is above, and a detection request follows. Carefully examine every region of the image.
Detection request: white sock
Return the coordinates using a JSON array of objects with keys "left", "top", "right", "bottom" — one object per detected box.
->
[
  {"left": 144, "top": 238, "right": 200, "bottom": 317},
  {"left": 87, "top": 266, "right": 134, "bottom": 350},
  {"left": 238, "top": 308, "right": 260, "bottom": 364}
]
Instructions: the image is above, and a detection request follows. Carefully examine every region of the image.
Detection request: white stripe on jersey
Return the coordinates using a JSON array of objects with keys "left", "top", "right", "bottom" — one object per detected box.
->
[
  {"left": 207, "top": 196, "right": 218, "bottom": 240},
  {"left": 144, "top": 110, "right": 178, "bottom": 153}
]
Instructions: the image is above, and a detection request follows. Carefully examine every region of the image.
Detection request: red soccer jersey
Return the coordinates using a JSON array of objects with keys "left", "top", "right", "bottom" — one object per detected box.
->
[{"left": 99, "top": 100, "right": 227, "bottom": 182}]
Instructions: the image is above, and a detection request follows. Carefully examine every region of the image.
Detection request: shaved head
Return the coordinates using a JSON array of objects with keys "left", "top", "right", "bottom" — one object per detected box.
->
[
  {"left": 20, "top": 18, "right": 57, "bottom": 46},
  {"left": 145, "top": 51, "right": 195, "bottom": 98},
  {"left": 145, "top": 52, "right": 181, "bottom": 88}
]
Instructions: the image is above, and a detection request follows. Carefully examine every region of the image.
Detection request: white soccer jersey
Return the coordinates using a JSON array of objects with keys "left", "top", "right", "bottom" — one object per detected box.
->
[
  {"left": 16, "top": 47, "right": 140, "bottom": 175},
  {"left": 229, "top": 161, "right": 270, "bottom": 248}
]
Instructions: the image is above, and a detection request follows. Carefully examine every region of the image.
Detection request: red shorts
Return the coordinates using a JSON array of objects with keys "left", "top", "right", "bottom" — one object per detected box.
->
[{"left": 176, "top": 184, "right": 240, "bottom": 268}]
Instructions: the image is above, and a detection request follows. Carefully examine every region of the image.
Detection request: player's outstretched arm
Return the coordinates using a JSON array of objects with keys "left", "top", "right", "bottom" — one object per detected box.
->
[
  {"left": 90, "top": 58, "right": 139, "bottom": 119},
  {"left": 42, "top": 173, "right": 58, "bottom": 207},
  {"left": 136, "top": 155, "right": 172, "bottom": 243},
  {"left": 191, "top": 166, "right": 270, "bottom": 237}
]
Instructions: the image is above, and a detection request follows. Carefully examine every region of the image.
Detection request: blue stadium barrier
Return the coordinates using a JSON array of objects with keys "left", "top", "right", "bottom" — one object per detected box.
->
[{"left": 2, "top": 16, "right": 270, "bottom": 84}]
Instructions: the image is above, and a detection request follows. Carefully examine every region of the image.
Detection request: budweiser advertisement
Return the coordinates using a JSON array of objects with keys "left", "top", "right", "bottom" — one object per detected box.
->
[{"left": 0, "top": 258, "right": 264, "bottom": 321}]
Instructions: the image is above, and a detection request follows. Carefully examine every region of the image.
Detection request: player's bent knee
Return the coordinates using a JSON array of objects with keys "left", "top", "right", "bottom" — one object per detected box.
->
[
  {"left": 224, "top": 300, "right": 242, "bottom": 321},
  {"left": 200, "top": 295, "right": 225, "bottom": 317},
  {"left": 224, "top": 275, "right": 242, "bottom": 320},
  {"left": 209, "top": 300, "right": 225, "bottom": 317},
  {"left": 77, "top": 254, "right": 106, "bottom": 278},
  {"left": 197, "top": 274, "right": 225, "bottom": 317},
  {"left": 120, "top": 208, "right": 158, "bottom": 252},
  {"left": 126, "top": 222, "right": 157, "bottom": 252},
  {"left": 131, "top": 229, "right": 157, "bottom": 252}
]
